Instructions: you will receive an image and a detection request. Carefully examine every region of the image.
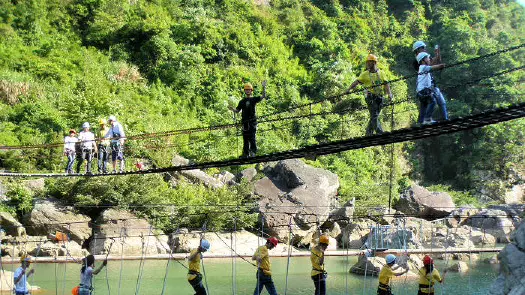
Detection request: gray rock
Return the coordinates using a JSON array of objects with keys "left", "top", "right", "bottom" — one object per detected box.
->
[
  {"left": 254, "top": 159, "right": 339, "bottom": 241},
  {"left": 90, "top": 209, "right": 168, "bottom": 256},
  {"left": 216, "top": 171, "right": 236, "bottom": 185},
  {"left": 25, "top": 199, "right": 91, "bottom": 245},
  {"left": 22, "top": 178, "right": 45, "bottom": 193},
  {"left": 0, "top": 211, "right": 25, "bottom": 237},
  {"left": 341, "top": 223, "right": 369, "bottom": 249},
  {"left": 489, "top": 243, "right": 525, "bottom": 294},
  {"left": 237, "top": 168, "right": 257, "bottom": 183},
  {"left": 394, "top": 185, "right": 455, "bottom": 219},
  {"left": 466, "top": 208, "right": 518, "bottom": 243},
  {"left": 172, "top": 155, "right": 190, "bottom": 166},
  {"left": 180, "top": 169, "right": 224, "bottom": 189},
  {"left": 445, "top": 206, "right": 479, "bottom": 228},
  {"left": 447, "top": 261, "right": 469, "bottom": 272}
]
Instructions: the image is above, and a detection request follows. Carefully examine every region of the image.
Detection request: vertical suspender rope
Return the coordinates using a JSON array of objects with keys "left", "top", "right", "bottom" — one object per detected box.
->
[
  {"left": 283, "top": 216, "right": 293, "bottom": 295},
  {"left": 343, "top": 227, "right": 349, "bottom": 295},
  {"left": 93, "top": 231, "right": 98, "bottom": 295},
  {"left": 30, "top": 241, "right": 43, "bottom": 295},
  {"left": 62, "top": 225, "right": 72, "bottom": 295},
  {"left": 161, "top": 229, "right": 178, "bottom": 295},
  {"left": 362, "top": 225, "right": 372, "bottom": 295},
  {"left": 231, "top": 218, "right": 237, "bottom": 295},
  {"left": 200, "top": 220, "right": 210, "bottom": 295},
  {"left": 388, "top": 93, "right": 395, "bottom": 213},
  {"left": 256, "top": 215, "right": 265, "bottom": 295},
  {"left": 117, "top": 227, "right": 125, "bottom": 295},
  {"left": 468, "top": 226, "right": 473, "bottom": 294},
  {"left": 105, "top": 238, "right": 115, "bottom": 295},
  {"left": 441, "top": 226, "right": 450, "bottom": 295},
  {"left": 134, "top": 226, "right": 150, "bottom": 295}
]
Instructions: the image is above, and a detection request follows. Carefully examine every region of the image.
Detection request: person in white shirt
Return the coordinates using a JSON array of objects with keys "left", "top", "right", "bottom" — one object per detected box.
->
[
  {"left": 76, "top": 122, "right": 98, "bottom": 174},
  {"left": 64, "top": 129, "right": 78, "bottom": 174},
  {"left": 416, "top": 52, "right": 445, "bottom": 125},
  {"left": 14, "top": 254, "right": 34, "bottom": 295},
  {"left": 104, "top": 115, "right": 126, "bottom": 173},
  {"left": 78, "top": 255, "right": 107, "bottom": 295}
]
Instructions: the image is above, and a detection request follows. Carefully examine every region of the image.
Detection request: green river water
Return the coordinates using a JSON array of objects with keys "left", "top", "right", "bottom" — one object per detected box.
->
[{"left": 7, "top": 256, "right": 498, "bottom": 295}]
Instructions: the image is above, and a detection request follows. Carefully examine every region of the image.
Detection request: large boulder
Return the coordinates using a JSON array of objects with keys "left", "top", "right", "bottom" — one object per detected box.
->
[
  {"left": 90, "top": 209, "right": 169, "bottom": 256},
  {"left": 394, "top": 185, "right": 455, "bottom": 219},
  {"left": 24, "top": 199, "right": 91, "bottom": 245},
  {"left": 237, "top": 168, "right": 257, "bottom": 183},
  {"left": 0, "top": 211, "right": 25, "bottom": 237},
  {"left": 489, "top": 221, "right": 525, "bottom": 295},
  {"left": 254, "top": 159, "right": 339, "bottom": 241},
  {"left": 170, "top": 155, "right": 224, "bottom": 189},
  {"left": 466, "top": 208, "right": 520, "bottom": 243},
  {"left": 445, "top": 206, "right": 480, "bottom": 228},
  {"left": 447, "top": 261, "right": 469, "bottom": 273}
]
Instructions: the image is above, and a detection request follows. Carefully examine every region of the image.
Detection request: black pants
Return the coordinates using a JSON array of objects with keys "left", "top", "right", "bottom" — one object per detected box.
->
[
  {"left": 242, "top": 122, "right": 257, "bottom": 156},
  {"left": 312, "top": 274, "right": 326, "bottom": 295},
  {"left": 418, "top": 291, "right": 434, "bottom": 295},
  {"left": 188, "top": 273, "right": 207, "bottom": 295},
  {"left": 365, "top": 94, "right": 384, "bottom": 136},
  {"left": 76, "top": 149, "right": 93, "bottom": 173},
  {"left": 377, "top": 287, "right": 392, "bottom": 295},
  {"left": 253, "top": 269, "right": 278, "bottom": 295},
  {"left": 98, "top": 145, "right": 109, "bottom": 173}
]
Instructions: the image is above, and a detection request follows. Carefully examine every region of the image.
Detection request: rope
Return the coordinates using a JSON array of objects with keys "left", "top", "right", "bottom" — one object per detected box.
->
[
  {"left": 468, "top": 226, "right": 473, "bottom": 294},
  {"left": 283, "top": 217, "right": 293, "bottom": 295},
  {"left": 231, "top": 218, "right": 237, "bottom": 295},
  {"left": 105, "top": 238, "right": 115, "bottom": 295},
  {"left": 160, "top": 229, "right": 178, "bottom": 295},
  {"left": 134, "top": 226, "right": 151, "bottom": 295},
  {"left": 200, "top": 221, "right": 210, "bottom": 295},
  {"left": 117, "top": 228, "right": 125, "bottom": 295}
]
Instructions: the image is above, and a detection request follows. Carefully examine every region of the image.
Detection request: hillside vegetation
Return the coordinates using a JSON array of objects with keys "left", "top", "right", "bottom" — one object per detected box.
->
[{"left": 0, "top": 0, "right": 524, "bottom": 231}]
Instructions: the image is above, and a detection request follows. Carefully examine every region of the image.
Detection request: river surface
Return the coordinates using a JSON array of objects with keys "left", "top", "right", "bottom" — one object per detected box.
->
[{"left": 6, "top": 255, "right": 498, "bottom": 295}]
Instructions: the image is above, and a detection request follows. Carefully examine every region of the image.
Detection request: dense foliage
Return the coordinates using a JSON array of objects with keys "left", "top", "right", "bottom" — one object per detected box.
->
[{"left": 0, "top": 0, "right": 524, "bottom": 227}]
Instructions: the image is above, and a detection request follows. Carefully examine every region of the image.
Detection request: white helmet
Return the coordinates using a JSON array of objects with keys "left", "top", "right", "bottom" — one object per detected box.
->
[
  {"left": 108, "top": 115, "right": 117, "bottom": 122},
  {"left": 413, "top": 41, "right": 426, "bottom": 51},
  {"left": 416, "top": 52, "right": 430, "bottom": 63},
  {"left": 82, "top": 122, "right": 90, "bottom": 129}
]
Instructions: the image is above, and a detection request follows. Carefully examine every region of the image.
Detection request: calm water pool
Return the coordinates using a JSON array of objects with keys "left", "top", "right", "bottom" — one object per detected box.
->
[{"left": 9, "top": 255, "right": 499, "bottom": 295}]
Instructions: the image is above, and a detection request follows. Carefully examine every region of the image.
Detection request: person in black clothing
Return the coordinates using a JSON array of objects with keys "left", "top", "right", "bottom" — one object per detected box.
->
[{"left": 230, "top": 81, "right": 267, "bottom": 158}]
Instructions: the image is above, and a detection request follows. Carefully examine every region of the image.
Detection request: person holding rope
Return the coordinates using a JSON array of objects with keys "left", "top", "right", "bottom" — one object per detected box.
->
[
  {"left": 187, "top": 239, "right": 211, "bottom": 295},
  {"left": 76, "top": 122, "right": 97, "bottom": 175},
  {"left": 311, "top": 235, "right": 329, "bottom": 295},
  {"left": 417, "top": 255, "right": 445, "bottom": 295},
  {"left": 76, "top": 254, "right": 107, "bottom": 295},
  {"left": 345, "top": 54, "right": 393, "bottom": 136},
  {"left": 104, "top": 115, "right": 126, "bottom": 173},
  {"left": 97, "top": 119, "right": 110, "bottom": 174},
  {"left": 230, "top": 81, "right": 267, "bottom": 158},
  {"left": 14, "top": 254, "right": 34, "bottom": 295},
  {"left": 412, "top": 41, "right": 449, "bottom": 123},
  {"left": 63, "top": 129, "right": 78, "bottom": 174},
  {"left": 252, "top": 237, "right": 278, "bottom": 295},
  {"left": 377, "top": 254, "right": 409, "bottom": 295},
  {"left": 416, "top": 52, "right": 446, "bottom": 125}
]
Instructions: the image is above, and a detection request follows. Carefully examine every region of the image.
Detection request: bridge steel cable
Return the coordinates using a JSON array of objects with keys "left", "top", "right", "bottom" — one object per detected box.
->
[
  {"left": 0, "top": 44, "right": 523, "bottom": 151},
  {"left": 1, "top": 101, "right": 525, "bottom": 178}
]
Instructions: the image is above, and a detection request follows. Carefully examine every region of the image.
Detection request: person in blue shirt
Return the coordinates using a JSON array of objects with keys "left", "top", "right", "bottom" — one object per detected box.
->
[
  {"left": 14, "top": 255, "right": 34, "bottom": 295},
  {"left": 104, "top": 115, "right": 126, "bottom": 173}
]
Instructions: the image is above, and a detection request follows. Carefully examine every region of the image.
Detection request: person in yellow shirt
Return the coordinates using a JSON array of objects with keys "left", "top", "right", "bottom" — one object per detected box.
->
[
  {"left": 311, "top": 235, "right": 329, "bottom": 295},
  {"left": 97, "top": 119, "right": 110, "bottom": 174},
  {"left": 346, "top": 54, "right": 393, "bottom": 136},
  {"left": 187, "top": 240, "right": 210, "bottom": 295},
  {"left": 418, "top": 255, "right": 445, "bottom": 295},
  {"left": 252, "top": 237, "right": 278, "bottom": 295},
  {"left": 377, "top": 254, "right": 409, "bottom": 295}
]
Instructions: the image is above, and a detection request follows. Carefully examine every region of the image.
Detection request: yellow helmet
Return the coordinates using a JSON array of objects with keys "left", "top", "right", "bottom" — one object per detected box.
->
[
  {"left": 366, "top": 54, "right": 378, "bottom": 62},
  {"left": 99, "top": 118, "right": 107, "bottom": 125},
  {"left": 20, "top": 254, "right": 31, "bottom": 263},
  {"left": 244, "top": 83, "right": 254, "bottom": 91},
  {"left": 319, "top": 235, "right": 330, "bottom": 245}
]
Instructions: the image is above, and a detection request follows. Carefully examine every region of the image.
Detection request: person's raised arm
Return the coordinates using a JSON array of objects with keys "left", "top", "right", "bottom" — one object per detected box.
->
[{"left": 93, "top": 260, "right": 107, "bottom": 275}]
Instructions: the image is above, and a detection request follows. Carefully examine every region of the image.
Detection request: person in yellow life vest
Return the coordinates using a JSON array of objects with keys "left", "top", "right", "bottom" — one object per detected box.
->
[
  {"left": 346, "top": 54, "right": 393, "bottom": 136},
  {"left": 418, "top": 255, "right": 445, "bottom": 295},
  {"left": 377, "top": 254, "right": 409, "bottom": 295},
  {"left": 187, "top": 239, "right": 210, "bottom": 295},
  {"left": 252, "top": 237, "right": 278, "bottom": 295},
  {"left": 311, "top": 235, "right": 329, "bottom": 295},
  {"left": 97, "top": 119, "right": 110, "bottom": 174}
]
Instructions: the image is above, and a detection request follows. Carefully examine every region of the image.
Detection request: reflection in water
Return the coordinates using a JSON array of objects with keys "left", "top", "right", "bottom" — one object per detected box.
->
[{"left": 18, "top": 256, "right": 498, "bottom": 295}]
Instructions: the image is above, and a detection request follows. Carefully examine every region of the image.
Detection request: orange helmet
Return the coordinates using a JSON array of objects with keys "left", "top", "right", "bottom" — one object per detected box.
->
[
  {"left": 244, "top": 83, "right": 254, "bottom": 91},
  {"left": 366, "top": 54, "right": 378, "bottom": 62},
  {"left": 319, "top": 235, "right": 330, "bottom": 245}
]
